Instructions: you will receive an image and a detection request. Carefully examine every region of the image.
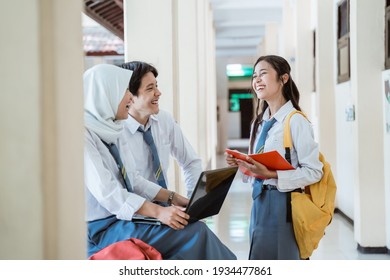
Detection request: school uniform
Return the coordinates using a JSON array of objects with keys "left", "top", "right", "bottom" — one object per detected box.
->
[
  {"left": 247, "top": 101, "right": 323, "bottom": 260},
  {"left": 85, "top": 129, "right": 236, "bottom": 260},
  {"left": 120, "top": 110, "right": 202, "bottom": 198},
  {"left": 83, "top": 64, "right": 236, "bottom": 260}
]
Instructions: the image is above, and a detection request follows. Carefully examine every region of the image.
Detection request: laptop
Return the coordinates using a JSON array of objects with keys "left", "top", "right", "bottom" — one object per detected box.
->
[
  {"left": 132, "top": 166, "right": 238, "bottom": 224},
  {"left": 186, "top": 166, "right": 238, "bottom": 223}
]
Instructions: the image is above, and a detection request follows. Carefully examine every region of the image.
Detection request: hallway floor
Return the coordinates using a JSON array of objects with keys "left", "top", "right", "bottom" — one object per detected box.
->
[{"left": 206, "top": 153, "right": 390, "bottom": 260}]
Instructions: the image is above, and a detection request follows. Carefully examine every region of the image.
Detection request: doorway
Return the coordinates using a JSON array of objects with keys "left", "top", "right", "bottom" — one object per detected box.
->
[{"left": 228, "top": 89, "right": 253, "bottom": 139}]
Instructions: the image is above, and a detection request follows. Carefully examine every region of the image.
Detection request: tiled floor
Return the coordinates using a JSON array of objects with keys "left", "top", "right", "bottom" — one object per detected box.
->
[{"left": 207, "top": 153, "right": 390, "bottom": 260}]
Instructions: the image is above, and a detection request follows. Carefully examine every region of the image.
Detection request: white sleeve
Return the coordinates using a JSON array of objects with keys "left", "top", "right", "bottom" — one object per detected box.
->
[
  {"left": 277, "top": 115, "right": 323, "bottom": 191},
  {"left": 84, "top": 131, "right": 146, "bottom": 220}
]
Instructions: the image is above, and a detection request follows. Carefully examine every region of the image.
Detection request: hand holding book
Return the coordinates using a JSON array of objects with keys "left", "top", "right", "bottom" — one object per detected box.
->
[{"left": 225, "top": 149, "right": 294, "bottom": 179}]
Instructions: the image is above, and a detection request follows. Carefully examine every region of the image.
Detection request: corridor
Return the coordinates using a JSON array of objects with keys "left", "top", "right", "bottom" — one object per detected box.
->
[{"left": 209, "top": 153, "right": 390, "bottom": 260}]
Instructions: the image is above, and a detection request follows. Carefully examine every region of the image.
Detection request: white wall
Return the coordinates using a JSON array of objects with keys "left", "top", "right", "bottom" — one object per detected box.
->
[
  {"left": 0, "top": 0, "right": 85, "bottom": 259},
  {"left": 0, "top": 0, "right": 43, "bottom": 259},
  {"left": 381, "top": 70, "right": 390, "bottom": 249},
  {"left": 334, "top": 82, "right": 355, "bottom": 217},
  {"left": 320, "top": 0, "right": 388, "bottom": 248}
]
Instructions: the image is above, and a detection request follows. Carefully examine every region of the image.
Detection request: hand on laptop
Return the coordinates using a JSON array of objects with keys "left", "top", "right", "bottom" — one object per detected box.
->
[
  {"left": 171, "top": 193, "right": 189, "bottom": 208},
  {"left": 157, "top": 206, "right": 190, "bottom": 230}
]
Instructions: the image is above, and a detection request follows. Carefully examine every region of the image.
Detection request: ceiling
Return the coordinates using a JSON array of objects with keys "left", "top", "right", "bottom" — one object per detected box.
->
[
  {"left": 83, "top": 0, "right": 284, "bottom": 58},
  {"left": 83, "top": 0, "right": 124, "bottom": 40},
  {"left": 210, "top": 0, "right": 284, "bottom": 57}
]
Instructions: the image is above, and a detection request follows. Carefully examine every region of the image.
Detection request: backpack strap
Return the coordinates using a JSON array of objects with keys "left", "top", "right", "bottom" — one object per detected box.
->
[
  {"left": 283, "top": 110, "right": 310, "bottom": 164},
  {"left": 283, "top": 110, "right": 311, "bottom": 224}
]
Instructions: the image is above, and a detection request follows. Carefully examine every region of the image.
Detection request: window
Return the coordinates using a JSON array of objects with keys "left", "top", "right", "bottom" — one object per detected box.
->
[{"left": 337, "top": 0, "right": 350, "bottom": 83}]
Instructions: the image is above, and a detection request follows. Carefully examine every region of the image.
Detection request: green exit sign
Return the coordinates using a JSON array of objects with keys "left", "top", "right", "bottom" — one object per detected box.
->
[
  {"left": 226, "top": 64, "right": 253, "bottom": 79},
  {"left": 229, "top": 93, "right": 252, "bottom": 111}
]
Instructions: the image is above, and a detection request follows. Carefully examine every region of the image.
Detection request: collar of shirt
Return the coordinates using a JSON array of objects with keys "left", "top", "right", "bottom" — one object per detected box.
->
[
  {"left": 125, "top": 114, "right": 160, "bottom": 134},
  {"left": 262, "top": 100, "right": 294, "bottom": 124}
]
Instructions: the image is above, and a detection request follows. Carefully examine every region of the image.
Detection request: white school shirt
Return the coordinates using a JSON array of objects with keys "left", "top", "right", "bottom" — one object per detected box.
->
[
  {"left": 120, "top": 110, "right": 203, "bottom": 198},
  {"left": 248, "top": 101, "right": 323, "bottom": 192},
  {"left": 84, "top": 129, "right": 161, "bottom": 222}
]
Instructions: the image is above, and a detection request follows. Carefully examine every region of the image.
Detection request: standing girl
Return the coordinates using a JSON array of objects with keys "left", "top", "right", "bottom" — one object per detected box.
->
[{"left": 226, "top": 55, "right": 323, "bottom": 260}]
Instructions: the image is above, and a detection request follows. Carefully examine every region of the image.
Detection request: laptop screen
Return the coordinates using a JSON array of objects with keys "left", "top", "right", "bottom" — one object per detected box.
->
[{"left": 186, "top": 166, "right": 238, "bottom": 222}]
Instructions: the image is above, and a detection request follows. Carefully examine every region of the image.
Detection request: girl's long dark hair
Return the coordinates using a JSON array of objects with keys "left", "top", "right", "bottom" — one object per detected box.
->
[{"left": 249, "top": 55, "right": 301, "bottom": 152}]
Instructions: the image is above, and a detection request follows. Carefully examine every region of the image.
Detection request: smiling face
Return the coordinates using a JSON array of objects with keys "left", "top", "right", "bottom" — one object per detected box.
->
[
  {"left": 115, "top": 90, "right": 134, "bottom": 120},
  {"left": 252, "top": 60, "right": 287, "bottom": 103},
  {"left": 128, "top": 71, "right": 161, "bottom": 125}
]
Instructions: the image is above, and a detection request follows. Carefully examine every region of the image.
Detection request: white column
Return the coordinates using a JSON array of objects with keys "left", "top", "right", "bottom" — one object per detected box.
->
[
  {"left": 350, "top": 0, "right": 386, "bottom": 249},
  {"left": 294, "top": 0, "right": 313, "bottom": 117},
  {"left": 381, "top": 70, "right": 390, "bottom": 250},
  {"left": 176, "top": 0, "right": 199, "bottom": 153},
  {"left": 124, "top": 0, "right": 216, "bottom": 191},
  {"left": 196, "top": 0, "right": 210, "bottom": 169},
  {"left": 124, "top": 0, "right": 175, "bottom": 113},
  {"left": 315, "top": 0, "right": 337, "bottom": 175},
  {"left": 264, "top": 22, "right": 279, "bottom": 55},
  {"left": 0, "top": 0, "right": 85, "bottom": 259},
  {"left": 216, "top": 57, "right": 229, "bottom": 154},
  {"left": 205, "top": 1, "right": 218, "bottom": 169},
  {"left": 280, "top": 0, "right": 296, "bottom": 75}
]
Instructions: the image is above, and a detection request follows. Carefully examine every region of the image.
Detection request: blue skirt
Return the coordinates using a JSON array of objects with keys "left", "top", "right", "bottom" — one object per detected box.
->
[
  {"left": 249, "top": 190, "right": 299, "bottom": 260},
  {"left": 87, "top": 216, "right": 236, "bottom": 260}
]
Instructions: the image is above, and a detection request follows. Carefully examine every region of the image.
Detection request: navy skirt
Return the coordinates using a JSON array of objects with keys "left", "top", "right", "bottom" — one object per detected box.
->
[
  {"left": 249, "top": 189, "right": 300, "bottom": 260},
  {"left": 87, "top": 216, "right": 236, "bottom": 260}
]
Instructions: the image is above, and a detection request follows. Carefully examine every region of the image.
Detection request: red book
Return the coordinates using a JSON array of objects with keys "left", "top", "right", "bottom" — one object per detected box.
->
[{"left": 225, "top": 149, "right": 295, "bottom": 179}]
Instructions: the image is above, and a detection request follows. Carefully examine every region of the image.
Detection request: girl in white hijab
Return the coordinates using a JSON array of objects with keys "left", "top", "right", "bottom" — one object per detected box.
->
[{"left": 84, "top": 64, "right": 236, "bottom": 260}]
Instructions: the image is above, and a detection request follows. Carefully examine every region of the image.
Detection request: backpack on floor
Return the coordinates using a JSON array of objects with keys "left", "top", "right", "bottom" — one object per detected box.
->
[
  {"left": 89, "top": 238, "right": 163, "bottom": 260},
  {"left": 284, "top": 110, "right": 337, "bottom": 259}
]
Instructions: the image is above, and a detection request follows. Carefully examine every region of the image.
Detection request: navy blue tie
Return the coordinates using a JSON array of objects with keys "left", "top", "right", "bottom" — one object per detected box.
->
[
  {"left": 102, "top": 141, "right": 133, "bottom": 192},
  {"left": 138, "top": 127, "right": 167, "bottom": 189},
  {"left": 252, "top": 118, "right": 277, "bottom": 199}
]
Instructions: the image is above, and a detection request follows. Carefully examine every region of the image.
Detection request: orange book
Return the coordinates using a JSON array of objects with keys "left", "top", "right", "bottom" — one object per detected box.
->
[{"left": 225, "top": 149, "right": 294, "bottom": 179}]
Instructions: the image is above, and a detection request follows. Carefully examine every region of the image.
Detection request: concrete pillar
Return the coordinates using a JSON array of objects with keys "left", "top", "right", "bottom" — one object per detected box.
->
[
  {"left": 381, "top": 70, "right": 390, "bottom": 250},
  {"left": 196, "top": 0, "right": 217, "bottom": 170},
  {"left": 264, "top": 22, "right": 279, "bottom": 55},
  {"left": 0, "top": 0, "right": 85, "bottom": 259},
  {"left": 124, "top": 0, "right": 216, "bottom": 191},
  {"left": 294, "top": 0, "right": 313, "bottom": 117},
  {"left": 350, "top": 0, "right": 386, "bottom": 250},
  {"left": 315, "top": 0, "right": 337, "bottom": 179},
  {"left": 124, "top": 0, "right": 176, "bottom": 112},
  {"left": 216, "top": 57, "right": 229, "bottom": 154},
  {"left": 176, "top": 0, "right": 200, "bottom": 154},
  {"left": 280, "top": 0, "right": 296, "bottom": 75}
]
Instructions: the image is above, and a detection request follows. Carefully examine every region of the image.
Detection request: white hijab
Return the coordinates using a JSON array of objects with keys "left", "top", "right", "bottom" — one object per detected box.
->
[{"left": 84, "top": 64, "right": 133, "bottom": 143}]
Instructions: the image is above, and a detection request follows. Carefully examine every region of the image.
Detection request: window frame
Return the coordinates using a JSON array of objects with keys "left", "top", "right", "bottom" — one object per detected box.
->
[
  {"left": 385, "top": 3, "right": 390, "bottom": 69},
  {"left": 337, "top": 0, "right": 350, "bottom": 84}
]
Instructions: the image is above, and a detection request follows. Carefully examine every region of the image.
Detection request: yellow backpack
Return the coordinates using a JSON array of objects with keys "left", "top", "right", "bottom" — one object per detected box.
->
[{"left": 284, "top": 110, "right": 337, "bottom": 259}]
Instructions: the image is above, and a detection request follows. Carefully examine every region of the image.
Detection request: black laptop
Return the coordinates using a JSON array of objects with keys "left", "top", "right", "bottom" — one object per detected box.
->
[
  {"left": 186, "top": 166, "right": 238, "bottom": 223},
  {"left": 132, "top": 166, "right": 238, "bottom": 224}
]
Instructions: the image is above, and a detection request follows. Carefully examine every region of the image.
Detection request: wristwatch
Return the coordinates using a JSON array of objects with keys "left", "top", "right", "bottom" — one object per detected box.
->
[{"left": 167, "top": 191, "right": 175, "bottom": 206}]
